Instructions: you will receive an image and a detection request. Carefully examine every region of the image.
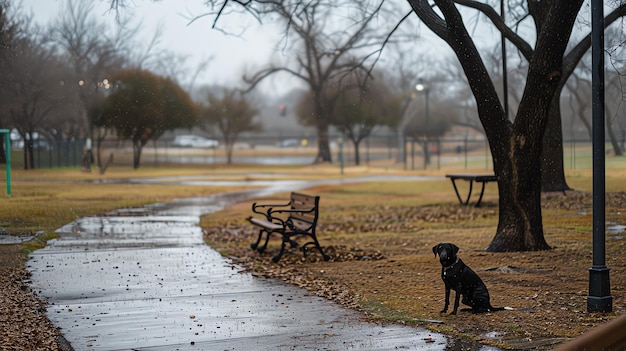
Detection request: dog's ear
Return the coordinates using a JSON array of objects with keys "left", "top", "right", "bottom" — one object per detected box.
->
[
  {"left": 451, "top": 243, "right": 459, "bottom": 255},
  {"left": 432, "top": 244, "right": 439, "bottom": 257}
]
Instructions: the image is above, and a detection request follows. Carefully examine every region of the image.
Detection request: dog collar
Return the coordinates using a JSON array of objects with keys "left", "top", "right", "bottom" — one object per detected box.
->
[{"left": 443, "top": 257, "right": 459, "bottom": 270}]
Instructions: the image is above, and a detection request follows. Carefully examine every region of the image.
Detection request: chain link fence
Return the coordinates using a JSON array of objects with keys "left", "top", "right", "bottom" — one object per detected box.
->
[{"left": 2, "top": 134, "right": 617, "bottom": 170}]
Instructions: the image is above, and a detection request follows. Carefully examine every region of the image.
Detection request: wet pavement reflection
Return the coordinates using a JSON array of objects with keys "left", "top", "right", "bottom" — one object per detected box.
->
[{"left": 28, "top": 177, "right": 497, "bottom": 350}]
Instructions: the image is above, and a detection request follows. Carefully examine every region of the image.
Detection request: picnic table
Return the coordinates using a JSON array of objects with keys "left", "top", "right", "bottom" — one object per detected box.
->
[{"left": 445, "top": 174, "right": 497, "bottom": 207}]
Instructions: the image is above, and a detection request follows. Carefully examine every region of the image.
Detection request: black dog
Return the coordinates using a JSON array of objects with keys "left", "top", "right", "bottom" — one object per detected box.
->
[{"left": 432, "top": 243, "right": 503, "bottom": 314}]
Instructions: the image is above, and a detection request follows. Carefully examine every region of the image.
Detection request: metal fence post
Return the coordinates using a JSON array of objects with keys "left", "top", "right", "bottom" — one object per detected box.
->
[{"left": 0, "top": 129, "right": 11, "bottom": 195}]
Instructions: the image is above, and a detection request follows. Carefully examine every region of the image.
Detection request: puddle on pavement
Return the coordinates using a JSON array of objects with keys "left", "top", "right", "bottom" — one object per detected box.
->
[
  {"left": 0, "top": 232, "right": 37, "bottom": 244},
  {"left": 28, "top": 181, "right": 498, "bottom": 351},
  {"left": 0, "top": 234, "right": 37, "bottom": 244}
]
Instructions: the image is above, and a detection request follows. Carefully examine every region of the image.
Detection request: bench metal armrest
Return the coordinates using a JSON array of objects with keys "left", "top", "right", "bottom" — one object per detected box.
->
[
  {"left": 251, "top": 201, "right": 291, "bottom": 217},
  {"left": 252, "top": 201, "right": 291, "bottom": 209}
]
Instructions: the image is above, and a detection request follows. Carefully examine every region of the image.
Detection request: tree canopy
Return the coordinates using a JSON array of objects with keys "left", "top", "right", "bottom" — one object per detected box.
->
[
  {"left": 102, "top": 68, "right": 197, "bottom": 168},
  {"left": 242, "top": 0, "right": 410, "bottom": 163}
]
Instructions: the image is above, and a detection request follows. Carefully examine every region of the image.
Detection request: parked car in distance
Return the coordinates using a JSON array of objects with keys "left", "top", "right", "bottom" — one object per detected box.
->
[
  {"left": 13, "top": 139, "right": 53, "bottom": 151},
  {"left": 171, "top": 135, "right": 219, "bottom": 148},
  {"left": 275, "top": 138, "right": 304, "bottom": 148}
]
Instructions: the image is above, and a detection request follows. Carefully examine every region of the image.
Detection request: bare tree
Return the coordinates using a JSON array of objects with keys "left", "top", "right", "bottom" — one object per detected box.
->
[
  {"left": 458, "top": 1, "right": 626, "bottom": 191},
  {"left": 104, "top": 1, "right": 413, "bottom": 165},
  {"left": 200, "top": 88, "right": 261, "bottom": 164},
  {"left": 46, "top": 0, "right": 133, "bottom": 167},
  {"left": 409, "top": 0, "right": 584, "bottom": 252},
  {"left": 105, "top": 0, "right": 626, "bottom": 251},
  {"left": 565, "top": 73, "right": 593, "bottom": 140},
  {"left": 0, "top": 0, "right": 21, "bottom": 164},
  {"left": 241, "top": 0, "right": 412, "bottom": 163},
  {"left": 404, "top": 92, "right": 459, "bottom": 169},
  {"left": 334, "top": 72, "right": 404, "bottom": 166},
  {"left": 296, "top": 70, "right": 401, "bottom": 165},
  {"left": 383, "top": 49, "right": 431, "bottom": 162},
  {"left": 48, "top": 0, "right": 206, "bottom": 167},
  {"left": 1, "top": 2, "right": 87, "bottom": 169},
  {"left": 565, "top": 54, "right": 624, "bottom": 157},
  {"left": 605, "top": 67, "right": 625, "bottom": 156},
  {"left": 3, "top": 33, "right": 70, "bottom": 169}
]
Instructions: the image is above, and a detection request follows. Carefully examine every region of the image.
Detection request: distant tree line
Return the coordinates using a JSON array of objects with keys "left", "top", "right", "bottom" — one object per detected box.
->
[
  {"left": 0, "top": 1, "right": 262, "bottom": 169},
  {"left": 3, "top": 0, "right": 451, "bottom": 170}
]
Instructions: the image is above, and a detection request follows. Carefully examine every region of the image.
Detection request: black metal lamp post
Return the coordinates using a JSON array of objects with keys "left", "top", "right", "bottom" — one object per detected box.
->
[
  {"left": 415, "top": 80, "right": 430, "bottom": 168},
  {"left": 415, "top": 80, "right": 429, "bottom": 126},
  {"left": 588, "top": 0, "right": 612, "bottom": 313},
  {"left": 501, "top": 0, "right": 508, "bottom": 121}
]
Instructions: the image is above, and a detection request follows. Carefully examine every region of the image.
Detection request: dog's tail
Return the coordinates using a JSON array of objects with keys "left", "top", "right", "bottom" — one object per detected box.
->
[{"left": 489, "top": 306, "right": 513, "bottom": 312}]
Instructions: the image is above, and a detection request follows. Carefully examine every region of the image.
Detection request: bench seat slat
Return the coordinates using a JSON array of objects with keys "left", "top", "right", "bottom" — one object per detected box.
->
[
  {"left": 290, "top": 218, "right": 313, "bottom": 231},
  {"left": 247, "top": 217, "right": 283, "bottom": 231}
]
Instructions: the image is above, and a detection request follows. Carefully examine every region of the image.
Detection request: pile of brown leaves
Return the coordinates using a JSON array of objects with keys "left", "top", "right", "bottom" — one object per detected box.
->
[{"left": 0, "top": 243, "right": 72, "bottom": 351}]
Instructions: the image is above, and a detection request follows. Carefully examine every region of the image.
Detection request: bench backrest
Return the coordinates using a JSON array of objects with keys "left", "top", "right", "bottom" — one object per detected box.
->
[{"left": 289, "top": 192, "right": 319, "bottom": 229}]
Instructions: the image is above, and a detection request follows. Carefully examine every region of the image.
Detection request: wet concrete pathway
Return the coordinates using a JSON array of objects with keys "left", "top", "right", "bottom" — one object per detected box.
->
[{"left": 27, "top": 177, "right": 495, "bottom": 350}]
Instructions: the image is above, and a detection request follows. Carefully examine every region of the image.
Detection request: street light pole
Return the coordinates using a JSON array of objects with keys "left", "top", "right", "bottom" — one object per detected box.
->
[
  {"left": 416, "top": 80, "right": 430, "bottom": 167},
  {"left": 415, "top": 81, "right": 429, "bottom": 125},
  {"left": 588, "top": 0, "right": 612, "bottom": 313}
]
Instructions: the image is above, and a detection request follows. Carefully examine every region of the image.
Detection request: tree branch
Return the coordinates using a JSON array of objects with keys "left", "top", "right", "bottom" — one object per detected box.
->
[{"left": 454, "top": 0, "right": 533, "bottom": 60}]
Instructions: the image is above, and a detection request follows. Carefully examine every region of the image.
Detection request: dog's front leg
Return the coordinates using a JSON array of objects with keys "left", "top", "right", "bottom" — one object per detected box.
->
[
  {"left": 451, "top": 290, "right": 461, "bottom": 315},
  {"left": 440, "top": 287, "right": 450, "bottom": 313}
]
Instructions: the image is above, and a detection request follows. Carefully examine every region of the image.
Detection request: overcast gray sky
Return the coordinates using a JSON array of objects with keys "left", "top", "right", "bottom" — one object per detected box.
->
[
  {"left": 19, "top": 0, "right": 526, "bottom": 101},
  {"left": 21, "top": 0, "right": 298, "bottom": 96}
]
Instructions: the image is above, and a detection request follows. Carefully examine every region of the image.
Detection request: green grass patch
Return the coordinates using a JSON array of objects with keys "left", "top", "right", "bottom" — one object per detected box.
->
[{"left": 360, "top": 299, "right": 429, "bottom": 326}]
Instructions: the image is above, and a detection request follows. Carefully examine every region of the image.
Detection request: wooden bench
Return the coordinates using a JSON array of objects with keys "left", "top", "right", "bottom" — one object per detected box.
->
[
  {"left": 445, "top": 174, "right": 497, "bottom": 207},
  {"left": 247, "top": 192, "right": 330, "bottom": 263}
]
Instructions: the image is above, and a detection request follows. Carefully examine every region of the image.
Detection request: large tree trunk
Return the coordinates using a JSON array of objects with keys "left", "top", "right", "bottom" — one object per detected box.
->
[
  {"left": 315, "top": 124, "right": 332, "bottom": 163},
  {"left": 95, "top": 127, "right": 109, "bottom": 169},
  {"left": 226, "top": 143, "right": 234, "bottom": 164},
  {"left": 488, "top": 131, "right": 551, "bottom": 251},
  {"left": 541, "top": 84, "right": 571, "bottom": 192},
  {"left": 353, "top": 139, "right": 361, "bottom": 166},
  {"left": 540, "top": 2, "right": 626, "bottom": 190},
  {"left": 312, "top": 91, "right": 333, "bottom": 163},
  {"left": 410, "top": 0, "right": 582, "bottom": 252},
  {"left": 24, "top": 140, "right": 35, "bottom": 170},
  {"left": 310, "top": 85, "right": 331, "bottom": 164},
  {"left": 133, "top": 141, "right": 143, "bottom": 169},
  {"left": 23, "top": 145, "right": 30, "bottom": 170}
]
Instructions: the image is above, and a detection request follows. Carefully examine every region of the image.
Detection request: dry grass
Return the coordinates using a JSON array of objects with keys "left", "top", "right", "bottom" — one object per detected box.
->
[
  {"left": 0, "top": 174, "right": 247, "bottom": 235},
  {"left": 201, "top": 170, "right": 626, "bottom": 350},
  {"left": 1, "top": 165, "right": 625, "bottom": 350}
]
